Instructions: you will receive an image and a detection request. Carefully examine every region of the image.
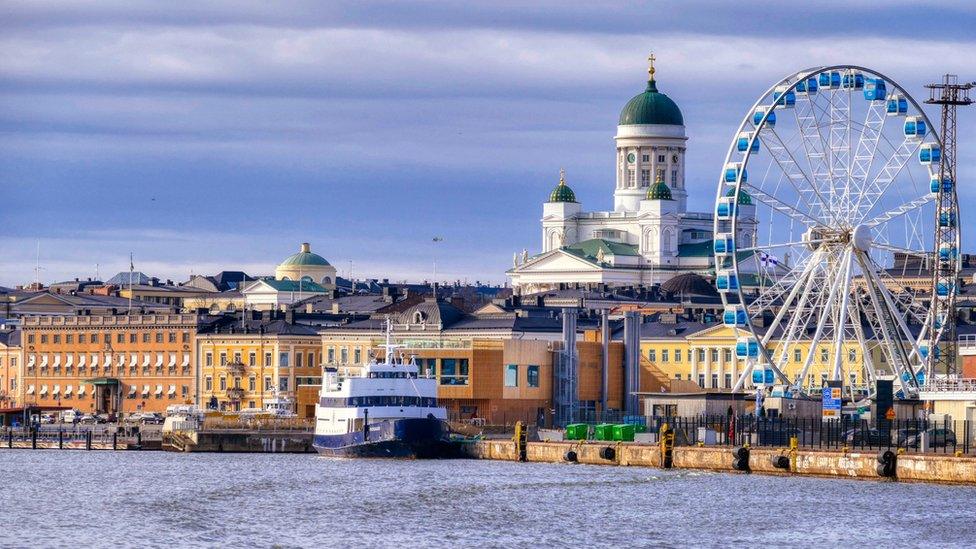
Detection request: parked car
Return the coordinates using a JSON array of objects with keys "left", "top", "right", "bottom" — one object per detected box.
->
[
  {"left": 79, "top": 413, "right": 99, "bottom": 425},
  {"left": 844, "top": 427, "right": 891, "bottom": 447},
  {"left": 39, "top": 413, "right": 56, "bottom": 424},
  {"left": 96, "top": 413, "right": 116, "bottom": 423},
  {"left": 904, "top": 428, "right": 957, "bottom": 449},
  {"left": 60, "top": 410, "right": 82, "bottom": 424},
  {"left": 135, "top": 413, "right": 164, "bottom": 425}
]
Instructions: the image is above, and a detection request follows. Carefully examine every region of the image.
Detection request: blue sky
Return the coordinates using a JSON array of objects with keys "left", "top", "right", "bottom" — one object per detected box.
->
[{"left": 1, "top": 1, "right": 975, "bottom": 287}]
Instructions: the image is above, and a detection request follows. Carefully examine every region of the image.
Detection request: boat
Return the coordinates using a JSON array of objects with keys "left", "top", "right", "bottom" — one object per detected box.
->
[{"left": 312, "top": 319, "right": 451, "bottom": 458}]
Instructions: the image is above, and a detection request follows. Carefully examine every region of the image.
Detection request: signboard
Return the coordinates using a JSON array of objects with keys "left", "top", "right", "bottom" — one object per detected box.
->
[
  {"left": 885, "top": 407, "right": 896, "bottom": 420},
  {"left": 821, "top": 381, "right": 842, "bottom": 420}
]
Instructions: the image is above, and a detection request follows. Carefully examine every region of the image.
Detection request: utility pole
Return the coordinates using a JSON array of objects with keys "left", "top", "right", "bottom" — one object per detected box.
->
[{"left": 925, "top": 74, "right": 973, "bottom": 379}]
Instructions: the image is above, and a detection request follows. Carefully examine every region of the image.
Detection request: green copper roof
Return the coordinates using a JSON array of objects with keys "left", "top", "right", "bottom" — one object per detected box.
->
[
  {"left": 280, "top": 243, "right": 331, "bottom": 267},
  {"left": 646, "top": 179, "right": 673, "bottom": 200},
  {"left": 619, "top": 79, "right": 684, "bottom": 126},
  {"left": 563, "top": 239, "right": 639, "bottom": 264},
  {"left": 548, "top": 171, "right": 577, "bottom": 203},
  {"left": 261, "top": 278, "right": 327, "bottom": 293},
  {"left": 726, "top": 187, "right": 753, "bottom": 205}
]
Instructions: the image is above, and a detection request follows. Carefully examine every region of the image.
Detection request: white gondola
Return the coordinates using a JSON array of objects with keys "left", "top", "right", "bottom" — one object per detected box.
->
[
  {"left": 724, "top": 162, "right": 747, "bottom": 183},
  {"left": 723, "top": 306, "right": 748, "bottom": 327},
  {"left": 752, "top": 106, "right": 775, "bottom": 127},
  {"left": 773, "top": 85, "right": 795, "bottom": 107},
  {"left": 716, "top": 196, "right": 737, "bottom": 220},
  {"left": 919, "top": 144, "right": 941, "bottom": 164},
  {"left": 713, "top": 233, "right": 735, "bottom": 256},
  {"left": 939, "top": 244, "right": 958, "bottom": 262},
  {"left": 735, "top": 336, "right": 759, "bottom": 359},
  {"left": 904, "top": 116, "right": 926, "bottom": 138},
  {"left": 863, "top": 78, "right": 886, "bottom": 101},
  {"left": 886, "top": 94, "right": 908, "bottom": 116},
  {"left": 716, "top": 269, "right": 739, "bottom": 292},
  {"left": 842, "top": 71, "right": 865, "bottom": 89},
  {"left": 736, "top": 132, "right": 760, "bottom": 154}
]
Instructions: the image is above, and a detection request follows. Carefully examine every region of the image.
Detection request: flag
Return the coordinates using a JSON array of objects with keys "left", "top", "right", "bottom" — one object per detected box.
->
[
  {"left": 759, "top": 251, "right": 779, "bottom": 266},
  {"left": 432, "top": 237, "right": 444, "bottom": 242}
]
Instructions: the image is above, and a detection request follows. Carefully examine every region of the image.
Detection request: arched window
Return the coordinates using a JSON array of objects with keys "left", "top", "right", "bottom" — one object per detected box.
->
[
  {"left": 225, "top": 304, "right": 237, "bottom": 313},
  {"left": 280, "top": 276, "right": 290, "bottom": 281},
  {"left": 321, "top": 276, "right": 332, "bottom": 285},
  {"left": 413, "top": 311, "right": 426, "bottom": 324},
  {"left": 301, "top": 275, "right": 313, "bottom": 283},
  {"left": 209, "top": 304, "right": 221, "bottom": 314},
  {"left": 662, "top": 229, "right": 674, "bottom": 252}
]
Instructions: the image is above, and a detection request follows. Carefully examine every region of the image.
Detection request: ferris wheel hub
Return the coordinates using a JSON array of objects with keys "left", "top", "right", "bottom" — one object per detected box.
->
[{"left": 851, "top": 224, "right": 872, "bottom": 252}]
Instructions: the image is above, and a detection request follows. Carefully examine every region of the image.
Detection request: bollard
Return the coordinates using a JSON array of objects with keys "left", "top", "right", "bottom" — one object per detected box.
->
[
  {"left": 599, "top": 446, "right": 616, "bottom": 461},
  {"left": 660, "top": 423, "right": 675, "bottom": 469},
  {"left": 877, "top": 450, "right": 896, "bottom": 478},
  {"left": 59, "top": 430, "right": 63, "bottom": 449},
  {"left": 31, "top": 429, "right": 37, "bottom": 449},
  {"left": 731, "top": 446, "right": 750, "bottom": 472},
  {"left": 7, "top": 429, "right": 11, "bottom": 449},
  {"left": 513, "top": 421, "right": 527, "bottom": 462},
  {"left": 86, "top": 430, "right": 92, "bottom": 451},
  {"left": 789, "top": 436, "right": 798, "bottom": 473},
  {"left": 113, "top": 432, "right": 118, "bottom": 451},
  {"left": 563, "top": 449, "right": 578, "bottom": 463}
]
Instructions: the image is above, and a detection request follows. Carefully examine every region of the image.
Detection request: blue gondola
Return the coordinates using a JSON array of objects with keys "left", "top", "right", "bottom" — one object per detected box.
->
[
  {"left": 931, "top": 176, "right": 953, "bottom": 194},
  {"left": 796, "top": 77, "right": 818, "bottom": 95},
  {"left": 919, "top": 144, "right": 941, "bottom": 164},
  {"left": 886, "top": 94, "right": 908, "bottom": 115},
  {"left": 716, "top": 270, "right": 739, "bottom": 292},
  {"left": 935, "top": 313, "right": 947, "bottom": 330},
  {"left": 714, "top": 233, "right": 735, "bottom": 255},
  {"left": 863, "top": 78, "right": 886, "bottom": 101},
  {"left": 716, "top": 196, "right": 737, "bottom": 220},
  {"left": 939, "top": 244, "right": 958, "bottom": 262},
  {"left": 936, "top": 281, "right": 954, "bottom": 297},
  {"left": 735, "top": 337, "right": 759, "bottom": 359},
  {"left": 723, "top": 306, "right": 748, "bottom": 327},
  {"left": 919, "top": 344, "right": 940, "bottom": 360},
  {"left": 939, "top": 211, "right": 956, "bottom": 227},
  {"left": 736, "top": 132, "right": 760, "bottom": 154},
  {"left": 724, "top": 162, "right": 747, "bottom": 183},
  {"left": 773, "top": 86, "right": 796, "bottom": 107},
  {"left": 753, "top": 107, "right": 776, "bottom": 127},
  {"left": 819, "top": 71, "right": 842, "bottom": 89},
  {"left": 904, "top": 116, "right": 926, "bottom": 138},
  {"left": 842, "top": 71, "right": 865, "bottom": 89}
]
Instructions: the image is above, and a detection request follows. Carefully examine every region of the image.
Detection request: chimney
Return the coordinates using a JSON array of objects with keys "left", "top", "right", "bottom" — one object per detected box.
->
[
  {"left": 331, "top": 302, "right": 340, "bottom": 314},
  {"left": 305, "top": 303, "right": 313, "bottom": 314},
  {"left": 285, "top": 309, "right": 294, "bottom": 324}
]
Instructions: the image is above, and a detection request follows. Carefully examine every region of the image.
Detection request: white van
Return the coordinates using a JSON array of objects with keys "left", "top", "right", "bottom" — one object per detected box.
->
[{"left": 60, "top": 410, "right": 81, "bottom": 423}]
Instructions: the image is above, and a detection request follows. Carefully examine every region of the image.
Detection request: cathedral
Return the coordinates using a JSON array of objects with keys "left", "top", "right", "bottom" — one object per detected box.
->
[{"left": 508, "top": 56, "right": 757, "bottom": 294}]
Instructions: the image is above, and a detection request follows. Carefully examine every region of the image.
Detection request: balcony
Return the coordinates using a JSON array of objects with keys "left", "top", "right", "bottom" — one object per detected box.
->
[
  {"left": 226, "top": 387, "right": 245, "bottom": 401},
  {"left": 227, "top": 362, "right": 247, "bottom": 376}
]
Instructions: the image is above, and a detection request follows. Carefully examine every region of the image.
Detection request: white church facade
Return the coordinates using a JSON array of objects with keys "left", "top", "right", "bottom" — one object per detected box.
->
[{"left": 508, "top": 57, "right": 758, "bottom": 294}]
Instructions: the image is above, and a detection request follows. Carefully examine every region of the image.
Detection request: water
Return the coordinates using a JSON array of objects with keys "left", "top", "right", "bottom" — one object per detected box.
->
[{"left": 2, "top": 451, "right": 976, "bottom": 548}]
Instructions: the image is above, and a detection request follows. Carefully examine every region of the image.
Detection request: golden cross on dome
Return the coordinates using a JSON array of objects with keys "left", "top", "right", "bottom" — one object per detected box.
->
[
  {"left": 647, "top": 52, "right": 656, "bottom": 80},
  {"left": 559, "top": 167, "right": 566, "bottom": 185}
]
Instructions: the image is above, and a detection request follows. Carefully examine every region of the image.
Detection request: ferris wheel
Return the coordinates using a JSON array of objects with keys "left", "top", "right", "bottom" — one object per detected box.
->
[{"left": 713, "top": 65, "right": 959, "bottom": 400}]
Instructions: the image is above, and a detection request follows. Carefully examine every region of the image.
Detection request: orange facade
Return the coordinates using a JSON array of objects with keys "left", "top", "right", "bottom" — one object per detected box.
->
[{"left": 20, "top": 314, "right": 199, "bottom": 414}]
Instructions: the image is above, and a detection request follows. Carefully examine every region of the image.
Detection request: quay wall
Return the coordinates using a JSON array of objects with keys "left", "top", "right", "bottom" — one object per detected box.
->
[{"left": 459, "top": 441, "right": 976, "bottom": 485}]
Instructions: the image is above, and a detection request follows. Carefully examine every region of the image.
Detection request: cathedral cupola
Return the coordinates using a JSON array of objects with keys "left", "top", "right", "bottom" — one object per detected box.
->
[
  {"left": 646, "top": 173, "right": 673, "bottom": 201},
  {"left": 548, "top": 168, "right": 577, "bottom": 203}
]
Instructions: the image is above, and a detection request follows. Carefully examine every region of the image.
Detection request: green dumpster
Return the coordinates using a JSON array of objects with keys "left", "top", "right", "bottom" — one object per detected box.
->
[
  {"left": 633, "top": 423, "right": 647, "bottom": 433},
  {"left": 594, "top": 423, "right": 615, "bottom": 441},
  {"left": 613, "top": 424, "right": 635, "bottom": 442},
  {"left": 564, "top": 423, "right": 588, "bottom": 440}
]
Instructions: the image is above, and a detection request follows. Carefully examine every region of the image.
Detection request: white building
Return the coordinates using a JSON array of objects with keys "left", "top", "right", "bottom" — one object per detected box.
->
[{"left": 508, "top": 58, "right": 757, "bottom": 294}]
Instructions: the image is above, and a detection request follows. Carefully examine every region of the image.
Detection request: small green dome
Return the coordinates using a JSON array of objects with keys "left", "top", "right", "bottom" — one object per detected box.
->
[
  {"left": 726, "top": 187, "right": 753, "bottom": 205},
  {"left": 548, "top": 170, "right": 577, "bottom": 203},
  {"left": 619, "top": 79, "right": 684, "bottom": 126},
  {"left": 646, "top": 178, "right": 673, "bottom": 201},
  {"left": 280, "top": 243, "right": 331, "bottom": 267}
]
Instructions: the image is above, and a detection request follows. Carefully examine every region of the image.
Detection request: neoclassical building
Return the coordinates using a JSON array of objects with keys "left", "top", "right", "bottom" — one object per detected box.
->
[
  {"left": 508, "top": 57, "right": 757, "bottom": 294},
  {"left": 274, "top": 242, "right": 337, "bottom": 289}
]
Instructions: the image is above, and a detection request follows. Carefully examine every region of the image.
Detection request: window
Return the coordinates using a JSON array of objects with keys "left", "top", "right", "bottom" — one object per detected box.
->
[
  {"left": 40, "top": 334, "right": 47, "bottom": 343},
  {"left": 698, "top": 374, "right": 705, "bottom": 387},
  {"left": 711, "top": 374, "right": 719, "bottom": 388},
  {"left": 219, "top": 353, "right": 227, "bottom": 366},
  {"left": 674, "top": 349, "right": 682, "bottom": 362},
  {"left": 168, "top": 332, "right": 176, "bottom": 343},
  {"left": 628, "top": 169, "right": 636, "bottom": 186},
  {"left": 504, "top": 364, "right": 518, "bottom": 387},
  {"left": 794, "top": 349, "right": 802, "bottom": 362},
  {"left": 279, "top": 378, "right": 289, "bottom": 391},
  {"left": 657, "top": 154, "right": 665, "bottom": 163},
  {"left": 264, "top": 377, "right": 273, "bottom": 391},
  {"left": 279, "top": 353, "right": 290, "bottom": 368},
  {"left": 264, "top": 352, "right": 272, "bottom": 367},
  {"left": 723, "top": 349, "right": 732, "bottom": 361},
  {"left": 248, "top": 377, "right": 256, "bottom": 391},
  {"left": 697, "top": 349, "right": 706, "bottom": 361},
  {"left": 674, "top": 373, "right": 681, "bottom": 380},
  {"left": 129, "top": 333, "right": 136, "bottom": 343},
  {"left": 641, "top": 169, "right": 650, "bottom": 185},
  {"left": 234, "top": 377, "right": 241, "bottom": 389},
  {"left": 327, "top": 347, "right": 335, "bottom": 364},
  {"left": 849, "top": 372, "right": 857, "bottom": 386},
  {"left": 820, "top": 348, "right": 828, "bottom": 362},
  {"left": 710, "top": 349, "right": 719, "bottom": 362},
  {"left": 116, "top": 333, "right": 124, "bottom": 343},
  {"left": 648, "top": 350, "right": 656, "bottom": 362},
  {"left": 418, "top": 358, "right": 437, "bottom": 377},
  {"left": 155, "top": 333, "right": 163, "bottom": 343},
  {"left": 295, "top": 353, "right": 303, "bottom": 368},
  {"left": 181, "top": 385, "right": 188, "bottom": 398},
  {"left": 53, "top": 334, "right": 61, "bottom": 344},
  {"left": 527, "top": 365, "right": 540, "bottom": 388},
  {"left": 205, "top": 353, "right": 213, "bottom": 367},
  {"left": 661, "top": 350, "right": 669, "bottom": 363},
  {"left": 66, "top": 334, "right": 73, "bottom": 344},
  {"left": 820, "top": 373, "right": 828, "bottom": 386},
  {"left": 219, "top": 377, "right": 227, "bottom": 391},
  {"left": 142, "top": 333, "right": 150, "bottom": 343},
  {"left": 247, "top": 352, "right": 255, "bottom": 366},
  {"left": 725, "top": 374, "right": 732, "bottom": 388},
  {"left": 340, "top": 348, "right": 348, "bottom": 364},
  {"left": 848, "top": 349, "right": 856, "bottom": 363},
  {"left": 205, "top": 376, "right": 213, "bottom": 392},
  {"left": 671, "top": 169, "right": 678, "bottom": 185},
  {"left": 308, "top": 352, "right": 315, "bottom": 368},
  {"left": 353, "top": 349, "right": 362, "bottom": 364},
  {"left": 27, "top": 334, "right": 34, "bottom": 344},
  {"left": 642, "top": 154, "right": 649, "bottom": 162},
  {"left": 440, "top": 359, "right": 469, "bottom": 386}
]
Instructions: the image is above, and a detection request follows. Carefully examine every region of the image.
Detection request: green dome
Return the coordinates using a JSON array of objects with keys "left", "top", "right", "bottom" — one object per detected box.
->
[
  {"left": 646, "top": 179, "right": 673, "bottom": 201},
  {"left": 280, "top": 243, "right": 331, "bottom": 267},
  {"left": 548, "top": 170, "right": 577, "bottom": 203},
  {"left": 618, "top": 79, "right": 684, "bottom": 126},
  {"left": 726, "top": 187, "right": 753, "bottom": 205}
]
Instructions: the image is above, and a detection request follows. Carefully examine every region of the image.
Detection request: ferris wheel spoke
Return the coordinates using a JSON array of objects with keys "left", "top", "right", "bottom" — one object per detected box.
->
[
  {"left": 863, "top": 193, "right": 933, "bottom": 228},
  {"left": 793, "top": 250, "right": 850, "bottom": 389},
  {"left": 758, "top": 126, "right": 838, "bottom": 224},
  {"left": 854, "top": 136, "right": 926, "bottom": 223},
  {"left": 848, "top": 294, "right": 878, "bottom": 387},
  {"left": 741, "top": 183, "right": 821, "bottom": 226},
  {"left": 849, "top": 98, "right": 888, "bottom": 213},
  {"left": 792, "top": 92, "right": 832, "bottom": 201},
  {"left": 737, "top": 239, "right": 822, "bottom": 253}
]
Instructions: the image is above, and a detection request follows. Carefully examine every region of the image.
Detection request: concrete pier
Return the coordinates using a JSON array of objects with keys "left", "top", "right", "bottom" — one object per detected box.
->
[{"left": 457, "top": 440, "right": 976, "bottom": 485}]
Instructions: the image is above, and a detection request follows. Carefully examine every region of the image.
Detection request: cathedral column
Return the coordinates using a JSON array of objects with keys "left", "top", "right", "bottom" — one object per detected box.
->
[{"left": 690, "top": 347, "right": 698, "bottom": 384}]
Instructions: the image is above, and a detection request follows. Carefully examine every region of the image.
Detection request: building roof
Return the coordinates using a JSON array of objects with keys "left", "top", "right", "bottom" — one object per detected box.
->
[
  {"left": 105, "top": 271, "right": 153, "bottom": 286},
  {"left": 398, "top": 299, "right": 466, "bottom": 328},
  {"left": 563, "top": 239, "right": 640, "bottom": 263},
  {"left": 660, "top": 273, "right": 719, "bottom": 297},
  {"left": 199, "top": 317, "right": 319, "bottom": 336},
  {"left": 618, "top": 78, "right": 684, "bottom": 126},
  {"left": 646, "top": 179, "right": 673, "bottom": 200},
  {"left": 548, "top": 171, "right": 577, "bottom": 203},
  {"left": 0, "top": 329, "right": 21, "bottom": 347},
  {"left": 254, "top": 278, "right": 327, "bottom": 293},
  {"left": 279, "top": 243, "right": 331, "bottom": 267}
]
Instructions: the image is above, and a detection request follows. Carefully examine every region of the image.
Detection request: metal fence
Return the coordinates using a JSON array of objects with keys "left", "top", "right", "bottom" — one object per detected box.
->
[{"left": 647, "top": 416, "right": 976, "bottom": 455}]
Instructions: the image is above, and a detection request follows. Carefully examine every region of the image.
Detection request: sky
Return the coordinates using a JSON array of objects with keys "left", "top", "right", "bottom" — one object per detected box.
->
[{"left": 1, "top": 1, "right": 975, "bottom": 287}]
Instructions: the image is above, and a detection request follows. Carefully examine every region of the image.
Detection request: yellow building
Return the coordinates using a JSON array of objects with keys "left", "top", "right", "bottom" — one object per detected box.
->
[
  {"left": 0, "top": 329, "right": 22, "bottom": 408},
  {"left": 195, "top": 318, "right": 322, "bottom": 412}
]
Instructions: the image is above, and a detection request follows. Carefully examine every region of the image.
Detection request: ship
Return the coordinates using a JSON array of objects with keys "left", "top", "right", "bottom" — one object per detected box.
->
[{"left": 312, "top": 320, "right": 451, "bottom": 458}]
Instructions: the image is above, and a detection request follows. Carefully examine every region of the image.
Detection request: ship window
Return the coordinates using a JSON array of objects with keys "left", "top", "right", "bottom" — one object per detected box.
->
[{"left": 527, "top": 365, "right": 540, "bottom": 388}]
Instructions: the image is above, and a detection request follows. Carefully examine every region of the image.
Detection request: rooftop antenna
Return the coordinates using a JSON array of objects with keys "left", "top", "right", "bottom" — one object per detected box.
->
[
  {"left": 33, "top": 241, "right": 43, "bottom": 288},
  {"left": 924, "top": 73, "right": 973, "bottom": 379}
]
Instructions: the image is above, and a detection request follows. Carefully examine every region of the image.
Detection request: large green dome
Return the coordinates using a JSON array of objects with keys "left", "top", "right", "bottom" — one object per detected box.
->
[
  {"left": 280, "top": 243, "right": 331, "bottom": 267},
  {"left": 548, "top": 170, "right": 577, "bottom": 203},
  {"left": 618, "top": 79, "right": 684, "bottom": 126}
]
